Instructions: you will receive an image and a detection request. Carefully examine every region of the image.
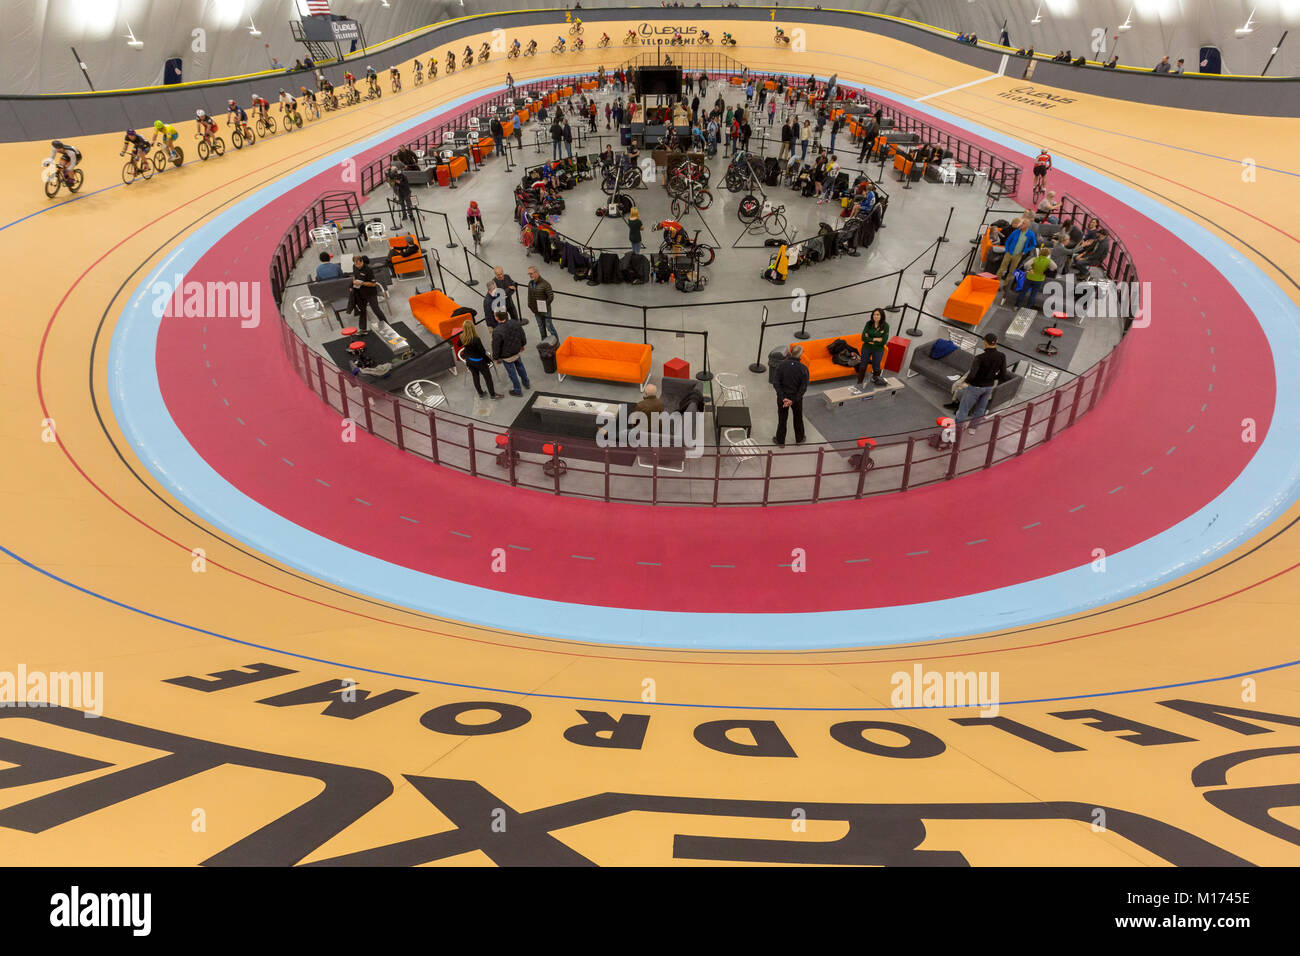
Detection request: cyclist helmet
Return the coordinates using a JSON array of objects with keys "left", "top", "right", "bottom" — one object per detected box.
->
[
  {"left": 125, "top": 129, "right": 136, "bottom": 139},
  {"left": 196, "top": 109, "right": 206, "bottom": 118},
  {"left": 279, "top": 88, "right": 285, "bottom": 94},
  {"left": 153, "top": 120, "right": 164, "bottom": 130},
  {"left": 228, "top": 98, "right": 236, "bottom": 107},
  {"left": 300, "top": 85, "right": 307, "bottom": 93},
  {"left": 51, "top": 140, "right": 64, "bottom": 148}
]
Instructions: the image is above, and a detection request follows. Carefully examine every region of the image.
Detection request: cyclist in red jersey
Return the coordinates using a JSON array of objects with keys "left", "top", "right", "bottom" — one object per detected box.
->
[{"left": 1033, "top": 148, "right": 1052, "bottom": 192}]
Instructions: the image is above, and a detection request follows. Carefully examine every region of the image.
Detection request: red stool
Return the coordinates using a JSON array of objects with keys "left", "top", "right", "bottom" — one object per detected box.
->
[
  {"left": 347, "top": 340, "right": 368, "bottom": 364},
  {"left": 494, "top": 434, "right": 520, "bottom": 469},
  {"left": 1038, "top": 326, "right": 1064, "bottom": 357},
  {"left": 849, "top": 437, "right": 877, "bottom": 471},
  {"left": 340, "top": 326, "right": 360, "bottom": 338},
  {"left": 542, "top": 442, "right": 567, "bottom": 477}
]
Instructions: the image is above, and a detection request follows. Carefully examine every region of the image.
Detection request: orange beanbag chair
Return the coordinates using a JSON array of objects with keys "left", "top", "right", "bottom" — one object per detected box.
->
[
  {"left": 409, "top": 290, "right": 475, "bottom": 340},
  {"left": 555, "top": 337, "right": 652, "bottom": 385}
]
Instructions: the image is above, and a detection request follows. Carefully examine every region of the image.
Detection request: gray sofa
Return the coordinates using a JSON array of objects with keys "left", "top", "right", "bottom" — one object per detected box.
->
[
  {"left": 364, "top": 336, "right": 457, "bottom": 393},
  {"left": 907, "top": 338, "right": 1024, "bottom": 408}
]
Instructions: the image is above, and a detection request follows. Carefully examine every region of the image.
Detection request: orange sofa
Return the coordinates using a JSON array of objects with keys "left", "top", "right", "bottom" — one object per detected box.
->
[
  {"left": 792, "top": 335, "right": 865, "bottom": 383},
  {"left": 943, "top": 274, "right": 1000, "bottom": 326},
  {"left": 447, "top": 154, "right": 468, "bottom": 180},
  {"left": 555, "top": 337, "right": 652, "bottom": 385},
  {"left": 408, "top": 290, "right": 476, "bottom": 340},
  {"left": 387, "top": 235, "right": 424, "bottom": 277}
]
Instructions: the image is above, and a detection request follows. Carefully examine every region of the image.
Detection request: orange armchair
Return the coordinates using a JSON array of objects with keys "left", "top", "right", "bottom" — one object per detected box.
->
[
  {"left": 387, "top": 235, "right": 424, "bottom": 277},
  {"left": 943, "top": 274, "right": 1000, "bottom": 326},
  {"left": 555, "top": 337, "right": 652, "bottom": 385},
  {"left": 409, "top": 290, "right": 476, "bottom": 340}
]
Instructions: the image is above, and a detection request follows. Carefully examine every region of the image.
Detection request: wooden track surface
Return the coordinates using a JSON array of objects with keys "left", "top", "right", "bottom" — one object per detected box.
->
[{"left": 2, "top": 19, "right": 1299, "bottom": 866}]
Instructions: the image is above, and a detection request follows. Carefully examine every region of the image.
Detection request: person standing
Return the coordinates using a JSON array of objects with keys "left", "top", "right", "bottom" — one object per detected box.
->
[
  {"left": 386, "top": 166, "right": 415, "bottom": 222},
  {"left": 562, "top": 118, "right": 573, "bottom": 159},
  {"left": 855, "top": 308, "right": 890, "bottom": 387},
  {"left": 526, "top": 265, "right": 557, "bottom": 339},
  {"left": 829, "top": 115, "right": 842, "bottom": 151},
  {"left": 767, "top": 99, "right": 777, "bottom": 126},
  {"left": 490, "top": 115, "right": 505, "bottom": 157},
  {"left": 1015, "top": 243, "right": 1056, "bottom": 310},
  {"left": 491, "top": 311, "right": 531, "bottom": 395},
  {"left": 996, "top": 218, "right": 1036, "bottom": 289},
  {"left": 628, "top": 208, "right": 643, "bottom": 256},
  {"left": 772, "top": 344, "right": 809, "bottom": 446},
  {"left": 778, "top": 120, "right": 792, "bottom": 160},
  {"left": 799, "top": 119, "right": 811, "bottom": 161},
  {"left": 348, "top": 255, "right": 387, "bottom": 333},
  {"left": 956, "top": 333, "right": 1009, "bottom": 430},
  {"left": 458, "top": 321, "right": 499, "bottom": 399},
  {"left": 550, "top": 117, "right": 563, "bottom": 160}
]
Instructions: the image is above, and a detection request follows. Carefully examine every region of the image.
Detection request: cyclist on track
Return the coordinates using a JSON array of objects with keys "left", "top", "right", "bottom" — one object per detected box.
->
[
  {"left": 300, "top": 85, "right": 319, "bottom": 118},
  {"left": 151, "top": 120, "right": 181, "bottom": 164},
  {"left": 365, "top": 66, "right": 379, "bottom": 94},
  {"left": 700, "top": 29, "right": 711, "bottom": 42},
  {"left": 526, "top": 39, "right": 538, "bottom": 55},
  {"left": 278, "top": 88, "right": 299, "bottom": 124},
  {"left": 195, "top": 108, "right": 218, "bottom": 147},
  {"left": 511, "top": 38, "right": 521, "bottom": 54},
  {"left": 122, "top": 128, "right": 150, "bottom": 167},
  {"left": 599, "top": 32, "right": 610, "bottom": 46},
  {"left": 226, "top": 99, "right": 253, "bottom": 139},
  {"left": 1033, "top": 148, "right": 1052, "bottom": 193},
  {"left": 555, "top": 35, "right": 566, "bottom": 50},
  {"left": 251, "top": 93, "right": 271, "bottom": 124},
  {"left": 390, "top": 64, "right": 401, "bottom": 90},
  {"left": 572, "top": 17, "right": 582, "bottom": 31},
  {"left": 414, "top": 59, "right": 424, "bottom": 81},
  {"left": 463, "top": 44, "right": 473, "bottom": 63},
  {"left": 48, "top": 140, "right": 81, "bottom": 186}
]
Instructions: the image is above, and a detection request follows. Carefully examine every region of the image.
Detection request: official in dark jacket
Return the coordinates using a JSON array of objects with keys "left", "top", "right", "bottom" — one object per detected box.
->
[
  {"left": 348, "top": 254, "right": 388, "bottom": 333},
  {"left": 772, "top": 345, "right": 810, "bottom": 445}
]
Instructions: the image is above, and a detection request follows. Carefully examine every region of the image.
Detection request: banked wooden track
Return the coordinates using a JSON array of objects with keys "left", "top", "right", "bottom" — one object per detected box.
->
[{"left": 1, "top": 18, "right": 1299, "bottom": 866}]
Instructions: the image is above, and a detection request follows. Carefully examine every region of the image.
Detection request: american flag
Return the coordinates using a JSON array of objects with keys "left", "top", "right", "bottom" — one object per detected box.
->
[{"left": 304, "top": 0, "right": 331, "bottom": 14}]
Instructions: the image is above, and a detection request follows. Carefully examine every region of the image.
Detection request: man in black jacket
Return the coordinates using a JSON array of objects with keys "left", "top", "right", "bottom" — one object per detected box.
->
[
  {"left": 489, "top": 116, "right": 505, "bottom": 157},
  {"left": 772, "top": 344, "right": 809, "bottom": 445},
  {"left": 491, "top": 312, "right": 531, "bottom": 395},
  {"left": 956, "top": 333, "right": 1009, "bottom": 429},
  {"left": 550, "top": 118, "right": 563, "bottom": 160}
]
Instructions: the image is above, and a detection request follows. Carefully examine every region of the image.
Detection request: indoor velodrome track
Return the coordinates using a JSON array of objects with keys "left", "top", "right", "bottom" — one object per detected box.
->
[{"left": 3, "top": 14, "right": 1300, "bottom": 867}]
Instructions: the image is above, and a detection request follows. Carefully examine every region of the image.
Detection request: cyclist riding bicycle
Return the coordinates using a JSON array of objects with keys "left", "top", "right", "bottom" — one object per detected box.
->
[
  {"left": 251, "top": 93, "right": 270, "bottom": 122},
  {"left": 278, "top": 89, "right": 297, "bottom": 112},
  {"left": 463, "top": 45, "right": 473, "bottom": 61},
  {"left": 195, "top": 109, "right": 218, "bottom": 145},
  {"left": 672, "top": 29, "right": 682, "bottom": 44},
  {"left": 300, "top": 86, "right": 318, "bottom": 117},
  {"left": 526, "top": 39, "right": 538, "bottom": 53},
  {"left": 479, "top": 41, "right": 490, "bottom": 57},
  {"left": 1033, "top": 148, "right": 1052, "bottom": 191},
  {"left": 572, "top": 17, "right": 582, "bottom": 30},
  {"left": 555, "top": 36, "right": 566, "bottom": 49},
  {"left": 512, "top": 38, "right": 521, "bottom": 52},
  {"left": 600, "top": 32, "right": 610, "bottom": 44},
  {"left": 722, "top": 32, "right": 734, "bottom": 43},
  {"left": 226, "top": 99, "right": 249, "bottom": 129},
  {"left": 122, "top": 128, "right": 150, "bottom": 166},
  {"left": 700, "top": 30, "right": 710, "bottom": 41},
  {"left": 48, "top": 140, "right": 81, "bottom": 185},
  {"left": 414, "top": 59, "right": 424, "bottom": 76},
  {"left": 151, "top": 120, "right": 181, "bottom": 164}
]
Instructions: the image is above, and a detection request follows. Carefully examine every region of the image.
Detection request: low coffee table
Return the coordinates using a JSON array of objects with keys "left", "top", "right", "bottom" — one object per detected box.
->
[
  {"left": 713, "top": 404, "right": 752, "bottom": 443},
  {"left": 823, "top": 377, "right": 904, "bottom": 406}
]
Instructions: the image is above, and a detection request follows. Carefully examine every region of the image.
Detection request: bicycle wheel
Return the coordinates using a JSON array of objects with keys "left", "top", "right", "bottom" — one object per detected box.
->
[
  {"left": 172, "top": 146, "right": 184, "bottom": 167},
  {"left": 198, "top": 140, "right": 211, "bottom": 161},
  {"left": 694, "top": 245, "right": 715, "bottom": 267},
  {"left": 737, "top": 195, "right": 761, "bottom": 222},
  {"left": 266, "top": 115, "right": 278, "bottom": 133},
  {"left": 231, "top": 129, "right": 245, "bottom": 149},
  {"left": 695, "top": 187, "right": 713, "bottom": 210},
  {"left": 601, "top": 173, "right": 617, "bottom": 195},
  {"left": 666, "top": 176, "right": 686, "bottom": 199},
  {"left": 213, "top": 137, "right": 225, "bottom": 156},
  {"left": 764, "top": 211, "right": 788, "bottom": 236},
  {"left": 152, "top": 150, "right": 168, "bottom": 172},
  {"left": 122, "top": 160, "right": 138, "bottom": 185},
  {"left": 68, "top": 169, "right": 84, "bottom": 193},
  {"left": 670, "top": 198, "right": 686, "bottom": 220},
  {"left": 43, "top": 173, "right": 61, "bottom": 198}
]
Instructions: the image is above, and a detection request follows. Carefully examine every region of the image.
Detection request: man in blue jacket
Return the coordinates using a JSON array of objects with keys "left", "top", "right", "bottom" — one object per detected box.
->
[{"left": 996, "top": 217, "right": 1037, "bottom": 290}]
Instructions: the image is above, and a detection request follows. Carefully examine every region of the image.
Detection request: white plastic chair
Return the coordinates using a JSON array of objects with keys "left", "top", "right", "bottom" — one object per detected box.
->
[
  {"left": 405, "top": 380, "right": 447, "bottom": 409},
  {"left": 365, "top": 219, "right": 388, "bottom": 251},
  {"left": 722, "top": 427, "right": 760, "bottom": 476},
  {"left": 714, "top": 372, "right": 748, "bottom": 407},
  {"left": 291, "top": 295, "right": 328, "bottom": 335}
]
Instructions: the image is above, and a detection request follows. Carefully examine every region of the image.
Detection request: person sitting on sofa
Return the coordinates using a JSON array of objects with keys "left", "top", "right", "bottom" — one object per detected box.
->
[{"left": 315, "top": 251, "right": 343, "bottom": 280}]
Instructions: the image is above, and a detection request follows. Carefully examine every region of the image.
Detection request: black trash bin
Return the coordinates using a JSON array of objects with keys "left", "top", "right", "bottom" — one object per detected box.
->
[{"left": 537, "top": 335, "right": 560, "bottom": 374}]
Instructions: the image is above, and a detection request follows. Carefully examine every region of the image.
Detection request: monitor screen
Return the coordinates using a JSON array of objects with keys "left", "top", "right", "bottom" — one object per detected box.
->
[{"left": 635, "top": 66, "right": 682, "bottom": 97}]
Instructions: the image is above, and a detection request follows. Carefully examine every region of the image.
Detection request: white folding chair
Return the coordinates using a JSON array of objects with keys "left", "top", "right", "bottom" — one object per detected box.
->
[
  {"left": 291, "top": 295, "right": 328, "bottom": 335},
  {"left": 405, "top": 380, "right": 448, "bottom": 409},
  {"left": 722, "top": 427, "right": 761, "bottom": 476},
  {"left": 714, "top": 372, "right": 748, "bottom": 407}
]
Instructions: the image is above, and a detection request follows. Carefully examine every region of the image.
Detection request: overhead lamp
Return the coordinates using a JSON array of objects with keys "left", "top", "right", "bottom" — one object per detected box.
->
[
  {"left": 248, "top": 16, "right": 262, "bottom": 38},
  {"left": 124, "top": 23, "right": 144, "bottom": 49},
  {"left": 1117, "top": 7, "right": 1133, "bottom": 31},
  {"left": 1235, "top": 8, "right": 1256, "bottom": 35},
  {"left": 1031, "top": 4, "right": 1043, "bottom": 25}
]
